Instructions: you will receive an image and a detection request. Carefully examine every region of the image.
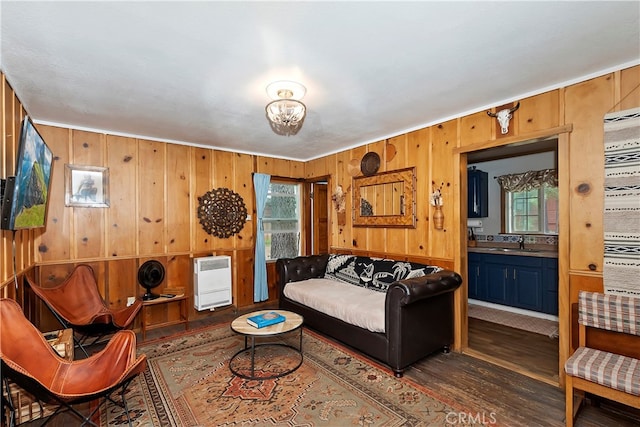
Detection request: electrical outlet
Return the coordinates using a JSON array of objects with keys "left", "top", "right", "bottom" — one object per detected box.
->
[
  {"left": 246, "top": 214, "right": 252, "bottom": 221},
  {"left": 127, "top": 296, "right": 135, "bottom": 307}
]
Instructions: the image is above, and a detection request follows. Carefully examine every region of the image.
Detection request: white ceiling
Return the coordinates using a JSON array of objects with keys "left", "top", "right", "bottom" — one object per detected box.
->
[{"left": 1, "top": 2, "right": 639, "bottom": 161}]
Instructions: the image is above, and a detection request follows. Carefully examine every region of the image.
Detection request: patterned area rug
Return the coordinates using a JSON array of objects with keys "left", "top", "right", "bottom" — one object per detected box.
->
[
  {"left": 100, "top": 325, "right": 474, "bottom": 426},
  {"left": 468, "top": 304, "right": 559, "bottom": 338},
  {"left": 603, "top": 107, "right": 640, "bottom": 297}
]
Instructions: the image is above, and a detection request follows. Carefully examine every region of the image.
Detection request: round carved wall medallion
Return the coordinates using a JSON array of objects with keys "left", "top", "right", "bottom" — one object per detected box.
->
[
  {"left": 360, "top": 152, "right": 380, "bottom": 176},
  {"left": 197, "top": 187, "right": 247, "bottom": 238}
]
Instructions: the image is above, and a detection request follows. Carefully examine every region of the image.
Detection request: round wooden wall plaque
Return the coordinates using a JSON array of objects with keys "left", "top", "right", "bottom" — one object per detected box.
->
[{"left": 197, "top": 187, "right": 247, "bottom": 238}]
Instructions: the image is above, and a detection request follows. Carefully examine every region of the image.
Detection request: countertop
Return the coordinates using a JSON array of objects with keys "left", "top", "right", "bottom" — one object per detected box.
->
[{"left": 468, "top": 246, "right": 558, "bottom": 259}]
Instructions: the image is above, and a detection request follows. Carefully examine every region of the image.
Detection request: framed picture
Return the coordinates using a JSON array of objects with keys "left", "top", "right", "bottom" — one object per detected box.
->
[{"left": 65, "top": 165, "right": 110, "bottom": 207}]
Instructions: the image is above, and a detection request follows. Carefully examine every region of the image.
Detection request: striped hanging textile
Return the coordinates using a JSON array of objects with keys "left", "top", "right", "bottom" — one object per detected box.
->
[{"left": 603, "top": 107, "right": 640, "bottom": 297}]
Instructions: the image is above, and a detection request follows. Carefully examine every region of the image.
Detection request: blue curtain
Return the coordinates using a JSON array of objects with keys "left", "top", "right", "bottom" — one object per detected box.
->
[{"left": 253, "top": 173, "right": 271, "bottom": 302}]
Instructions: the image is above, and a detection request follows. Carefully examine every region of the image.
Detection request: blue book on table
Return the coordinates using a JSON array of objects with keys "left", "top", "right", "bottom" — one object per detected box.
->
[{"left": 246, "top": 311, "right": 286, "bottom": 328}]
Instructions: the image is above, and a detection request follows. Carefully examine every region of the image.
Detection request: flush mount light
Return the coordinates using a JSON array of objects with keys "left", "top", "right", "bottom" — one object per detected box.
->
[{"left": 265, "top": 80, "right": 307, "bottom": 136}]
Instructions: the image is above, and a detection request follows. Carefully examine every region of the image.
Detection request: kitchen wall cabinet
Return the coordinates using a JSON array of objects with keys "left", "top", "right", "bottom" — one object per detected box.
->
[
  {"left": 467, "top": 167, "right": 488, "bottom": 218},
  {"left": 467, "top": 252, "right": 558, "bottom": 315}
]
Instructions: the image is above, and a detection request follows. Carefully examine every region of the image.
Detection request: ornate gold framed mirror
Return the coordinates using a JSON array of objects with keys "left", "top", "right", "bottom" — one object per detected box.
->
[{"left": 352, "top": 167, "right": 416, "bottom": 228}]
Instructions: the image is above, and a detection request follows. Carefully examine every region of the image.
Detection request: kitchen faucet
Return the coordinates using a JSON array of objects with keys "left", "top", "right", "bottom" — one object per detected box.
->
[{"left": 518, "top": 235, "right": 525, "bottom": 250}]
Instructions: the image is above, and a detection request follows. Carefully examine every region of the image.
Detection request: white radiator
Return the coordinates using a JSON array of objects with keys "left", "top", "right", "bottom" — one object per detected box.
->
[{"left": 194, "top": 255, "right": 232, "bottom": 310}]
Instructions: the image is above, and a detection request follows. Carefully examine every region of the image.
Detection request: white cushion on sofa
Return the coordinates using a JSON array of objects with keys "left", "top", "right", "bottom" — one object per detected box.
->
[{"left": 283, "top": 278, "right": 386, "bottom": 333}]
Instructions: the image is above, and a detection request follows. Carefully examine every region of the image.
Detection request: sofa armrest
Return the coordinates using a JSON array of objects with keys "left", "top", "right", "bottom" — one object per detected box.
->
[
  {"left": 387, "top": 269, "right": 462, "bottom": 306},
  {"left": 385, "top": 269, "right": 462, "bottom": 372}
]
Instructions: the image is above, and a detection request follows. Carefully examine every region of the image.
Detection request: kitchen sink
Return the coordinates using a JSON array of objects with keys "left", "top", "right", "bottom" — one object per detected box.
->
[{"left": 485, "top": 247, "right": 541, "bottom": 253}]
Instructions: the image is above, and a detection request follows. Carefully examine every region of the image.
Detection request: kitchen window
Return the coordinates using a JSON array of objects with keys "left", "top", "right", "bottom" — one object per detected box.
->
[
  {"left": 505, "top": 185, "right": 558, "bottom": 234},
  {"left": 498, "top": 169, "right": 558, "bottom": 235}
]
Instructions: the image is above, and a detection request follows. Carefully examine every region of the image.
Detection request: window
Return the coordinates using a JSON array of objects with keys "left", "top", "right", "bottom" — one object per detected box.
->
[
  {"left": 505, "top": 185, "right": 558, "bottom": 234},
  {"left": 263, "top": 182, "right": 301, "bottom": 260}
]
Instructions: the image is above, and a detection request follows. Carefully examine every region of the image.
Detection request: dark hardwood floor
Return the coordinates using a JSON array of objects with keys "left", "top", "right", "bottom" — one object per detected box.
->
[
  {"left": 468, "top": 316, "right": 560, "bottom": 383},
  {"left": 408, "top": 347, "right": 640, "bottom": 427},
  {"left": 10, "top": 306, "right": 640, "bottom": 426}
]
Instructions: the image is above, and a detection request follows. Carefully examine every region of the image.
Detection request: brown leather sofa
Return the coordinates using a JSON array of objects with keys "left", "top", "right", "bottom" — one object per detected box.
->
[{"left": 277, "top": 254, "right": 463, "bottom": 377}]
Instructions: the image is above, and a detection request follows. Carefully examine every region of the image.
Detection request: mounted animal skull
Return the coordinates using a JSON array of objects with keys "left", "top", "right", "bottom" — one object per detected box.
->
[{"left": 487, "top": 102, "right": 520, "bottom": 134}]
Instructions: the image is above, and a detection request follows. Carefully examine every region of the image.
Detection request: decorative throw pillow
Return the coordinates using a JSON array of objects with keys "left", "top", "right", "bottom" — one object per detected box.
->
[
  {"left": 358, "top": 259, "right": 402, "bottom": 291},
  {"left": 325, "top": 254, "right": 443, "bottom": 292},
  {"left": 324, "top": 254, "right": 362, "bottom": 286},
  {"left": 366, "top": 261, "right": 442, "bottom": 292}
]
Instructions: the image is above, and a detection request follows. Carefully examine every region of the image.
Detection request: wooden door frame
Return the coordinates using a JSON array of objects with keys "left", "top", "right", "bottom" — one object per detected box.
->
[
  {"left": 454, "top": 125, "right": 572, "bottom": 387},
  {"left": 302, "top": 175, "right": 331, "bottom": 256}
]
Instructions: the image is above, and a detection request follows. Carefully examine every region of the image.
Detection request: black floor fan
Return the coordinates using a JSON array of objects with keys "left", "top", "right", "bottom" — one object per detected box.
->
[{"left": 138, "top": 260, "right": 165, "bottom": 301}]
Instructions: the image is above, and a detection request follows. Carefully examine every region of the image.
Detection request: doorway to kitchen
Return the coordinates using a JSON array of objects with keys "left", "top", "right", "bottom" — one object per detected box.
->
[{"left": 464, "top": 136, "right": 560, "bottom": 385}]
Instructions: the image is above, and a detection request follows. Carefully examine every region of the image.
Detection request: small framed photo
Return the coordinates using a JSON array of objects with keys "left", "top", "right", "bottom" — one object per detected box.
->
[{"left": 65, "top": 165, "right": 110, "bottom": 207}]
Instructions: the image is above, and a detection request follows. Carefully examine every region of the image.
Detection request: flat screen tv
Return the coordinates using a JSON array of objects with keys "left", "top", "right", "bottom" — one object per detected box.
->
[{"left": 1, "top": 116, "right": 54, "bottom": 230}]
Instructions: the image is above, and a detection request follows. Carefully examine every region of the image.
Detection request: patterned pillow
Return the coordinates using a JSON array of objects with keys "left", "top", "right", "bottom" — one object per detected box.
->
[
  {"left": 324, "top": 254, "right": 442, "bottom": 292},
  {"left": 364, "top": 260, "right": 442, "bottom": 292},
  {"left": 324, "top": 254, "right": 362, "bottom": 286}
]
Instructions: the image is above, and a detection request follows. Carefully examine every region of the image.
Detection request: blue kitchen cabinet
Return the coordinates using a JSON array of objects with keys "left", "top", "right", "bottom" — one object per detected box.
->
[
  {"left": 485, "top": 260, "right": 511, "bottom": 305},
  {"left": 542, "top": 258, "right": 559, "bottom": 315},
  {"left": 468, "top": 252, "right": 556, "bottom": 314},
  {"left": 467, "top": 252, "right": 486, "bottom": 300},
  {"left": 512, "top": 264, "right": 543, "bottom": 312}
]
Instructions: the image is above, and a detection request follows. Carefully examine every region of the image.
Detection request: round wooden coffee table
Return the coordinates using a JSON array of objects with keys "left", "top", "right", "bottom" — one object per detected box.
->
[{"left": 229, "top": 309, "right": 304, "bottom": 380}]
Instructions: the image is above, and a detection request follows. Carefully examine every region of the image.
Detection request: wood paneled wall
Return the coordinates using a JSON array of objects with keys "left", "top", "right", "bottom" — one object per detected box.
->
[
  {"left": 28, "top": 129, "right": 305, "bottom": 328},
  {"left": 306, "top": 88, "right": 569, "bottom": 261},
  {"left": 2, "top": 65, "right": 639, "bottom": 383}
]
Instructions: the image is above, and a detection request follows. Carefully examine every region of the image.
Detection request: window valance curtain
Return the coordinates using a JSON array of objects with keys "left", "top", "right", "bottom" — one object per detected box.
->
[{"left": 496, "top": 169, "right": 557, "bottom": 192}]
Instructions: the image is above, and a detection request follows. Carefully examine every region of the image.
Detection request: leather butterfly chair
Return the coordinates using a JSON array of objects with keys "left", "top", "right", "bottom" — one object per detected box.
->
[
  {"left": 0, "top": 298, "right": 147, "bottom": 427},
  {"left": 26, "top": 264, "right": 142, "bottom": 358}
]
